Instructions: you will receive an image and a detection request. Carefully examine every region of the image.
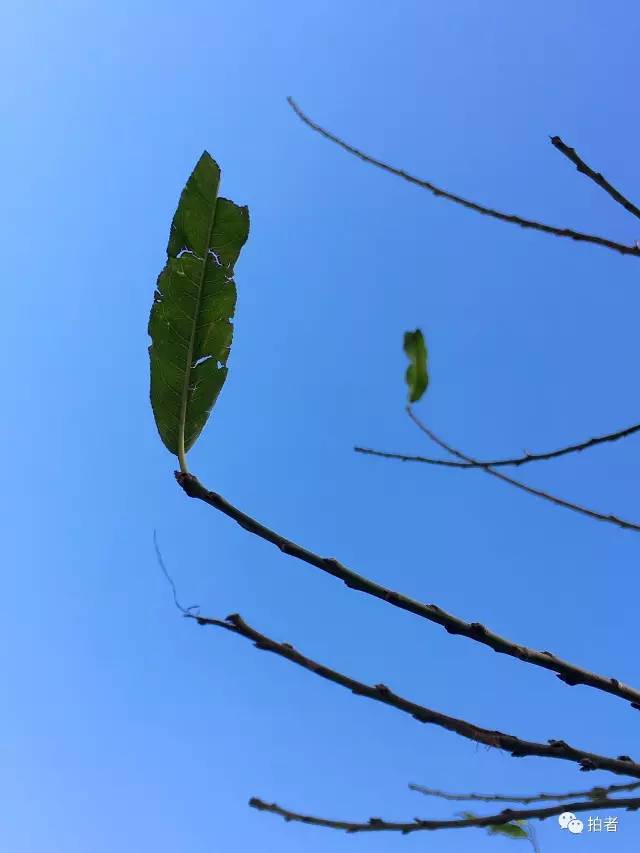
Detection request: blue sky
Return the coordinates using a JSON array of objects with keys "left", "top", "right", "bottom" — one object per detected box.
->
[{"left": 3, "top": 1, "right": 640, "bottom": 850}]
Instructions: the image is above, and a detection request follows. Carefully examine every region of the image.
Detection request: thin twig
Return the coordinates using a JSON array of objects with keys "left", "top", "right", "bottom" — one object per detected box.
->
[
  {"left": 551, "top": 136, "right": 640, "bottom": 221},
  {"left": 175, "top": 471, "right": 640, "bottom": 709},
  {"left": 407, "top": 408, "right": 640, "bottom": 533},
  {"left": 249, "top": 794, "right": 640, "bottom": 834},
  {"left": 153, "top": 530, "right": 199, "bottom": 616},
  {"left": 356, "top": 419, "right": 640, "bottom": 469},
  {"left": 527, "top": 822, "right": 541, "bottom": 853},
  {"left": 191, "top": 611, "right": 640, "bottom": 779},
  {"left": 409, "top": 779, "right": 640, "bottom": 805},
  {"left": 287, "top": 97, "right": 640, "bottom": 257}
]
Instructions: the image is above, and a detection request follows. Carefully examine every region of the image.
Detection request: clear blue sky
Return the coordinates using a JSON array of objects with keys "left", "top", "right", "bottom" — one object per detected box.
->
[{"left": 3, "top": 2, "right": 640, "bottom": 851}]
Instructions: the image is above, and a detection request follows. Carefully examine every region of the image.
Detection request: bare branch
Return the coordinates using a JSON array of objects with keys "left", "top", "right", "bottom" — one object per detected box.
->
[
  {"left": 191, "top": 611, "right": 640, "bottom": 779},
  {"left": 407, "top": 408, "right": 640, "bottom": 533},
  {"left": 356, "top": 420, "right": 640, "bottom": 469},
  {"left": 287, "top": 97, "right": 640, "bottom": 258},
  {"left": 409, "top": 779, "right": 640, "bottom": 805},
  {"left": 551, "top": 136, "right": 640, "bottom": 221},
  {"left": 250, "top": 794, "right": 640, "bottom": 834},
  {"left": 175, "top": 471, "right": 640, "bottom": 709}
]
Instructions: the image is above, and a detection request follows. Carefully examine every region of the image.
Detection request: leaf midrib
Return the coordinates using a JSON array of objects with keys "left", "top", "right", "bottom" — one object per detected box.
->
[{"left": 177, "top": 216, "right": 219, "bottom": 473}]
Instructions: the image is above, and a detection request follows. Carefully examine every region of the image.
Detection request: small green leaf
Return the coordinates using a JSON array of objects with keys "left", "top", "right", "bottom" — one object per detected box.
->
[
  {"left": 148, "top": 151, "right": 250, "bottom": 469},
  {"left": 488, "top": 821, "right": 529, "bottom": 839},
  {"left": 459, "top": 813, "right": 529, "bottom": 841},
  {"left": 403, "top": 329, "right": 429, "bottom": 403}
]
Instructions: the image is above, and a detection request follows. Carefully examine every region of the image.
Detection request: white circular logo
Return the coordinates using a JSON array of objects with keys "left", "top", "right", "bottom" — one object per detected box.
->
[
  {"left": 568, "top": 818, "right": 584, "bottom": 834},
  {"left": 558, "top": 812, "right": 575, "bottom": 829}
]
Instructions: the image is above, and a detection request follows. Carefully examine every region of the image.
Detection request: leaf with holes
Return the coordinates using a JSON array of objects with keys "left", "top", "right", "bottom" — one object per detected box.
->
[
  {"left": 403, "top": 328, "right": 429, "bottom": 403},
  {"left": 148, "top": 151, "right": 250, "bottom": 469}
]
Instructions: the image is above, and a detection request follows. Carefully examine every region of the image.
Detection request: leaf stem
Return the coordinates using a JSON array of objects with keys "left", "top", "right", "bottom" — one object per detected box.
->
[{"left": 177, "top": 446, "right": 189, "bottom": 475}]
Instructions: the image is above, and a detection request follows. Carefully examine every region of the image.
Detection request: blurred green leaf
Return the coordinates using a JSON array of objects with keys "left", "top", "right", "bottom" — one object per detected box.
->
[
  {"left": 460, "top": 812, "right": 530, "bottom": 841},
  {"left": 488, "top": 821, "right": 529, "bottom": 839},
  {"left": 403, "top": 329, "right": 429, "bottom": 403},
  {"left": 148, "top": 152, "right": 250, "bottom": 467}
]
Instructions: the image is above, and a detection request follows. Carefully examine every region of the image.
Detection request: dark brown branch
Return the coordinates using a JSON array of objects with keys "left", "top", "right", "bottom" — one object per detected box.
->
[
  {"left": 175, "top": 470, "right": 640, "bottom": 709},
  {"left": 356, "top": 420, "right": 640, "bottom": 469},
  {"left": 409, "top": 779, "right": 640, "bottom": 805},
  {"left": 551, "top": 136, "right": 640, "bottom": 221},
  {"left": 249, "top": 794, "right": 640, "bottom": 834},
  {"left": 287, "top": 97, "right": 640, "bottom": 258},
  {"left": 407, "top": 408, "right": 640, "bottom": 533},
  {"left": 191, "top": 611, "right": 640, "bottom": 779}
]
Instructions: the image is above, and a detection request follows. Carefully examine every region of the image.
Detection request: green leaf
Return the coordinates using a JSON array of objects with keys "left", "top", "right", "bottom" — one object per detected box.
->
[
  {"left": 148, "top": 151, "right": 250, "bottom": 468},
  {"left": 403, "top": 329, "right": 429, "bottom": 403},
  {"left": 459, "top": 813, "right": 529, "bottom": 841},
  {"left": 488, "top": 821, "right": 529, "bottom": 839}
]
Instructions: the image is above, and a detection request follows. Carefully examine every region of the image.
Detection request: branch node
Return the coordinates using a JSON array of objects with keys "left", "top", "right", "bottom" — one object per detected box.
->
[
  {"left": 548, "top": 739, "right": 571, "bottom": 751},
  {"left": 174, "top": 470, "right": 200, "bottom": 496},
  {"left": 557, "top": 673, "right": 582, "bottom": 686}
]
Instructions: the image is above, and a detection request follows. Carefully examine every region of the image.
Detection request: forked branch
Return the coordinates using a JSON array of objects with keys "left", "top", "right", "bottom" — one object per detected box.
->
[
  {"left": 405, "top": 408, "right": 640, "bottom": 533},
  {"left": 356, "top": 419, "right": 640, "bottom": 469}
]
